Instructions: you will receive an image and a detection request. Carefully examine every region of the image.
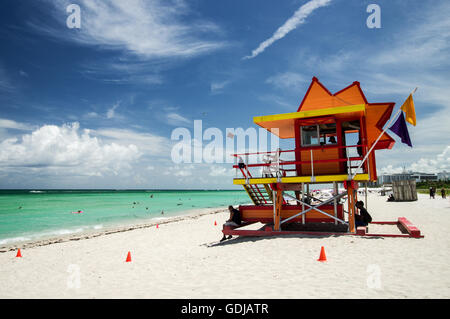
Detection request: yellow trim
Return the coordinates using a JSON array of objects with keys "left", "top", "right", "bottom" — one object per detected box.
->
[
  {"left": 233, "top": 174, "right": 370, "bottom": 185},
  {"left": 253, "top": 104, "right": 366, "bottom": 124}
]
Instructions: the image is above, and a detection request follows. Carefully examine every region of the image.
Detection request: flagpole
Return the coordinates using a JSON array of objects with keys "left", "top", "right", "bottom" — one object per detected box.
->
[{"left": 349, "top": 88, "right": 418, "bottom": 180}]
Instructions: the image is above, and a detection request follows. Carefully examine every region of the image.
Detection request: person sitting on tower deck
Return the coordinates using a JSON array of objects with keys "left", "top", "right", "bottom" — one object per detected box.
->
[
  {"left": 355, "top": 201, "right": 372, "bottom": 227},
  {"left": 220, "top": 205, "right": 242, "bottom": 242},
  {"left": 238, "top": 156, "right": 246, "bottom": 169}
]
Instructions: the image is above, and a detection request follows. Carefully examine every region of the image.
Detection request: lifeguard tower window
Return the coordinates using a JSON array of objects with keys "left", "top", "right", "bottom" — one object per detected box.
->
[
  {"left": 342, "top": 120, "right": 361, "bottom": 158},
  {"left": 301, "top": 123, "right": 337, "bottom": 147},
  {"left": 319, "top": 123, "right": 337, "bottom": 145},
  {"left": 301, "top": 125, "right": 319, "bottom": 146}
]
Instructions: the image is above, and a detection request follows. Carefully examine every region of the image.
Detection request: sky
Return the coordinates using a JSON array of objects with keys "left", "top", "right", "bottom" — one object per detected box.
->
[{"left": 0, "top": 0, "right": 449, "bottom": 189}]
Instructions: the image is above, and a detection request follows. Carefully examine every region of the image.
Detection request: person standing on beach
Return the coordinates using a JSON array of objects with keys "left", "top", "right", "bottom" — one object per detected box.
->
[
  {"left": 220, "top": 206, "right": 242, "bottom": 242},
  {"left": 429, "top": 187, "right": 435, "bottom": 199},
  {"left": 441, "top": 188, "right": 446, "bottom": 199}
]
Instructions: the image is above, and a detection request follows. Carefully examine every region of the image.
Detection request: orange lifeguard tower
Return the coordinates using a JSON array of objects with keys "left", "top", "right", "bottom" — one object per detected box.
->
[{"left": 223, "top": 77, "right": 423, "bottom": 238}]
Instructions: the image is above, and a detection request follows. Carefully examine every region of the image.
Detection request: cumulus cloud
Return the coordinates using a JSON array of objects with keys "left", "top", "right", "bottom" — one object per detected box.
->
[
  {"left": 93, "top": 127, "right": 170, "bottom": 155},
  {"left": 0, "top": 122, "right": 140, "bottom": 176},
  {"left": 244, "top": 0, "right": 332, "bottom": 59},
  {"left": 379, "top": 146, "right": 450, "bottom": 174}
]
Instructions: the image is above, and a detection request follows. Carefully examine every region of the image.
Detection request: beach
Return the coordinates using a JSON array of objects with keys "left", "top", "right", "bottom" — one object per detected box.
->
[{"left": 0, "top": 193, "right": 449, "bottom": 299}]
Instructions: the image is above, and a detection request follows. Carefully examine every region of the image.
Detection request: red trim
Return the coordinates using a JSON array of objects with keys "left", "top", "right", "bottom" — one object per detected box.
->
[
  {"left": 297, "top": 116, "right": 336, "bottom": 126},
  {"left": 233, "top": 156, "right": 364, "bottom": 169},
  {"left": 222, "top": 229, "right": 423, "bottom": 238},
  {"left": 398, "top": 217, "right": 421, "bottom": 238},
  {"left": 238, "top": 204, "right": 344, "bottom": 223},
  {"left": 239, "top": 204, "right": 338, "bottom": 211},
  {"left": 222, "top": 219, "right": 424, "bottom": 238}
]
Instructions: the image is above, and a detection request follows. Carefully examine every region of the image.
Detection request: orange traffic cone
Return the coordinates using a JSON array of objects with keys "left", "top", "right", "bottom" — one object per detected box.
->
[
  {"left": 126, "top": 251, "right": 132, "bottom": 262},
  {"left": 214, "top": 221, "right": 217, "bottom": 226},
  {"left": 317, "top": 246, "right": 327, "bottom": 262},
  {"left": 16, "top": 249, "right": 22, "bottom": 258}
]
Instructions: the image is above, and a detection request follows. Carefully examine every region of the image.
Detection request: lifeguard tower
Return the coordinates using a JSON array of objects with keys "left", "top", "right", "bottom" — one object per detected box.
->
[{"left": 223, "top": 77, "right": 423, "bottom": 238}]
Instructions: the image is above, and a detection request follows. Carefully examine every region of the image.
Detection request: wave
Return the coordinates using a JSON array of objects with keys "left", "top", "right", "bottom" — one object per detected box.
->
[
  {"left": 151, "top": 217, "right": 170, "bottom": 221},
  {"left": 0, "top": 224, "right": 105, "bottom": 247},
  {"left": 0, "top": 236, "right": 32, "bottom": 246}
]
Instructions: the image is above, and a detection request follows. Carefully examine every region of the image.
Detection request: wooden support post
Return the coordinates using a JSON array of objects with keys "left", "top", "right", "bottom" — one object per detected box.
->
[
  {"left": 333, "top": 182, "right": 338, "bottom": 225},
  {"left": 301, "top": 183, "right": 305, "bottom": 225},
  {"left": 274, "top": 186, "right": 283, "bottom": 231},
  {"left": 347, "top": 185, "right": 356, "bottom": 233}
]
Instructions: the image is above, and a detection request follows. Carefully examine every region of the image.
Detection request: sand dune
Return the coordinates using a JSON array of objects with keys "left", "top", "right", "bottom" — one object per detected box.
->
[{"left": 0, "top": 193, "right": 449, "bottom": 299}]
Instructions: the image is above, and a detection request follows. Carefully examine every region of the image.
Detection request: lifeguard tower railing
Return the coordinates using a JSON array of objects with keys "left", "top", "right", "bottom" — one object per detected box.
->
[{"left": 232, "top": 144, "right": 369, "bottom": 183}]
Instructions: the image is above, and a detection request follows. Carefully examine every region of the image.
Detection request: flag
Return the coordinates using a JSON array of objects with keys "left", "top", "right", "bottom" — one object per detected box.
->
[
  {"left": 400, "top": 94, "right": 416, "bottom": 126},
  {"left": 389, "top": 112, "right": 412, "bottom": 147}
]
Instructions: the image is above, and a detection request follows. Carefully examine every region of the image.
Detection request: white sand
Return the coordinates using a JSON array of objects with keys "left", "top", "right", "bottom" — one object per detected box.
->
[{"left": 0, "top": 193, "right": 449, "bottom": 299}]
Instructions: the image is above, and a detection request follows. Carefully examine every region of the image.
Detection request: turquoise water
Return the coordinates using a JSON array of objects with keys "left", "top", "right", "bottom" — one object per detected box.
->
[{"left": 0, "top": 190, "right": 250, "bottom": 245}]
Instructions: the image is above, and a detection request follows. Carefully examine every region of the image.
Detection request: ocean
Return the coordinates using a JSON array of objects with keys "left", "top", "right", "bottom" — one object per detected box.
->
[{"left": 0, "top": 190, "right": 250, "bottom": 246}]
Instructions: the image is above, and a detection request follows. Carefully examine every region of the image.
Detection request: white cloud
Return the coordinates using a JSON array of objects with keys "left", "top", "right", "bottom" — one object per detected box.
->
[
  {"left": 0, "top": 122, "right": 140, "bottom": 177},
  {"left": 164, "top": 165, "right": 194, "bottom": 177},
  {"left": 380, "top": 146, "right": 450, "bottom": 174},
  {"left": 83, "top": 112, "right": 100, "bottom": 119},
  {"left": 266, "top": 72, "right": 307, "bottom": 90},
  {"left": 41, "top": 0, "right": 226, "bottom": 60},
  {"left": 19, "top": 70, "right": 28, "bottom": 77},
  {"left": 0, "top": 118, "right": 35, "bottom": 131},
  {"left": 210, "top": 81, "right": 230, "bottom": 94},
  {"left": 209, "top": 165, "right": 234, "bottom": 177},
  {"left": 93, "top": 127, "right": 170, "bottom": 156},
  {"left": 106, "top": 101, "right": 120, "bottom": 119},
  {"left": 166, "top": 112, "right": 191, "bottom": 126},
  {"left": 244, "top": 0, "right": 332, "bottom": 59}
]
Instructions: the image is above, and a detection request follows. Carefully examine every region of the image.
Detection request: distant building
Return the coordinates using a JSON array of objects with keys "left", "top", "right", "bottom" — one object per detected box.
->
[
  {"left": 411, "top": 172, "right": 439, "bottom": 183},
  {"left": 437, "top": 171, "right": 449, "bottom": 181},
  {"left": 377, "top": 171, "right": 440, "bottom": 185}
]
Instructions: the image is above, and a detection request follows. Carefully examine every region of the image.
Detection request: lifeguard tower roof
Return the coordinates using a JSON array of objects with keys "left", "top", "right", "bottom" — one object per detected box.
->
[{"left": 254, "top": 77, "right": 395, "bottom": 151}]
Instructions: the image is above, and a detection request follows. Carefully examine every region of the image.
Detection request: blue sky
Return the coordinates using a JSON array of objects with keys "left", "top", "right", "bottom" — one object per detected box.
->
[{"left": 0, "top": 0, "right": 449, "bottom": 189}]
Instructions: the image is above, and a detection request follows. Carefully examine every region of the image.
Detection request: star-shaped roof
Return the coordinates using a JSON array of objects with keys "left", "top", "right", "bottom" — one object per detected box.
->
[{"left": 298, "top": 77, "right": 395, "bottom": 150}]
